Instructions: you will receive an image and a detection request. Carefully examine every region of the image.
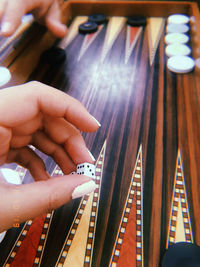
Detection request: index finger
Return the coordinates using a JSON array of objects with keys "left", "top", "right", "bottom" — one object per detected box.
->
[
  {"left": 35, "top": 81, "right": 101, "bottom": 132},
  {"left": 0, "top": 81, "right": 101, "bottom": 132}
]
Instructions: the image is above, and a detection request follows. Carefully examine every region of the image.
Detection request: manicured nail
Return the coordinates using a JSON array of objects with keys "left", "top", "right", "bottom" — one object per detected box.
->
[
  {"left": 0, "top": 231, "right": 6, "bottom": 243},
  {"left": 91, "top": 116, "right": 101, "bottom": 127},
  {"left": 1, "top": 22, "right": 12, "bottom": 34},
  {"left": 72, "top": 180, "right": 97, "bottom": 199},
  {"left": 87, "top": 149, "right": 95, "bottom": 162},
  {"left": 0, "top": 168, "right": 21, "bottom": 185}
]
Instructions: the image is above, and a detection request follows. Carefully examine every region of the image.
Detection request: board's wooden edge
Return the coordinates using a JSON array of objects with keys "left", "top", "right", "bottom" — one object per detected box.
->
[
  {"left": 61, "top": 0, "right": 200, "bottom": 55},
  {"left": 62, "top": 0, "right": 198, "bottom": 17}
]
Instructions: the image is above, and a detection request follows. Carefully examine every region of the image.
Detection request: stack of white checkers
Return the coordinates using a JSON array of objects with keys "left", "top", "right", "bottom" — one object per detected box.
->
[{"left": 165, "top": 14, "right": 195, "bottom": 73}]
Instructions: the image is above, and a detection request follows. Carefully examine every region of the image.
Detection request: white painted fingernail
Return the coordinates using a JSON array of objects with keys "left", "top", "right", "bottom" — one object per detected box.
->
[
  {"left": 0, "top": 168, "right": 21, "bottom": 184},
  {"left": 91, "top": 116, "right": 101, "bottom": 127},
  {"left": 1, "top": 22, "right": 12, "bottom": 33},
  {"left": 72, "top": 180, "right": 97, "bottom": 199},
  {"left": 0, "top": 231, "right": 6, "bottom": 243},
  {"left": 87, "top": 149, "right": 95, "bottom": 162}
]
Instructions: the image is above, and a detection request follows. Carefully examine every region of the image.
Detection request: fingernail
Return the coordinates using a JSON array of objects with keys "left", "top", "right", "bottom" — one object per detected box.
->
[
  {"left": 87, "top": 149, "right": 95, "bottom": 162},
  {"left": 0, "top": 231, "right": 7, "bottom": 243},
  {"left": 1, "top": 22, "right": 12, "bottom": 34},
  {"left": 0, "top": 168, "right": 21, "bottom": 185},
  {"left": 72, "top": 180, "right": 97, "bottom": 199},
  {"left": 91, "top": 116, "right": 101, "bottom": 127}
]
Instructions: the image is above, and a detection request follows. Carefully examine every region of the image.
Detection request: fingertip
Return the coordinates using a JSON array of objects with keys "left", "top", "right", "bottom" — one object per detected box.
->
[
  {"left": 46, "top": 19, "right": 67, "bottom": 38},
  {"left": 65, "top": 103, "right": 101, "bottom": 133},
  {"left": 0, "top": 21, "right": 15, "bottom": 37},
  {"left": 91, "top": 116, "right": 101, "bottom": 127},
  {"left": 87, "top": 149, "right": 96, "bottom": 162},
  {"left": 72, "top": 179, "right": 97, "bottom": 199},
  {"left": 88, "top": 115, "right": 101, "bottom": 132}
]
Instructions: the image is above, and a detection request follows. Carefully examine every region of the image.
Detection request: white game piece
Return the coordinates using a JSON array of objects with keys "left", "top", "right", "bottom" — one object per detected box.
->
[
  {"left": 76, "top": 163, "right": 96, "bottom": 178},
  {"left": 167, "top": 14, "right": 190, "bottom": 25},
  {"left": 0, "top": 168, "right": 22, "bottom": 184},
  {"left": 167, "top": 55, "right": 195, "bottom": 73},
  {"left": 166, "top": 23, "right": 190, "bottom": 34},
  {"left": 0, "top": 67, "right": 11, "bottom": 87},
  {"left": 0, "top": 231, "right": 6, "bottom": 243},
  {"left": 165, "top": 44, "right": 191, "bottom": 57},
  {"left": 164, "top": 33, "right": 189, "bottom": 45},
  {"left": 70, "top": 171, "right": 76, "bottom": 175},
  {"left": 21, "top": 14, "right": 34, "bottom": 23}
]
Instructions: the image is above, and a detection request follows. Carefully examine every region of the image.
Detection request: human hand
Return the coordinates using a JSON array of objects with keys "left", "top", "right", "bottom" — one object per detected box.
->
[
  {"left": 0, "top": 0, "right": 67, "bottom": 37},
  {"left": 0, "top": 81, "right": 100, "bottom": 232}
]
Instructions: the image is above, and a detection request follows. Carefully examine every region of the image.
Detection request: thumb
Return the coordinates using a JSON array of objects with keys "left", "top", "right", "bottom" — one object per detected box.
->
[{"left": 0, "top": 174, "right": 97, "bottom": 232}]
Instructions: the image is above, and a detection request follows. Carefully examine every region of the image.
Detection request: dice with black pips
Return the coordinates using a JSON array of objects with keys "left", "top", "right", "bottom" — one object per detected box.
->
[{"left": 76, "top": 163, "right": 96, "bottom": 178}]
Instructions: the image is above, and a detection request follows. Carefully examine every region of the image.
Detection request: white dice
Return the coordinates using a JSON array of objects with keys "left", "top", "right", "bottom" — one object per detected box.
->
[{"left": 76, "top": 163, "right": 96, "bottom": 178}]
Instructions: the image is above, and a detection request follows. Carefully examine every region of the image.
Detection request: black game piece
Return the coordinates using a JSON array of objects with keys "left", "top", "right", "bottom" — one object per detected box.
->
[
  {"left": 88, "top": 14, "right": 107, "bottom": 25},
  {"left": 127, "top": 16, "right": 147, "bottom": 27},
  {"left": 79, "top": 21, "right": 98, "bottom": 34},
  {"left": 162, "top": 242, "right": 200, "bottom": 267},
  {"left": 40, "top": 47, "right": 66, "bottom": 65}
]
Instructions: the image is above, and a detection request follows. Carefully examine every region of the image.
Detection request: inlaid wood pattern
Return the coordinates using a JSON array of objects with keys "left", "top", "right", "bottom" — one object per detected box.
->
[
  {"left": 166, "top": 150, "right": 193, "bottom": 248},
  {"left": 56, "top": 140, "right": 106, "bottom": 267},
  {"left": 110, "top": 145, "right": 143, "bottom": 267}
]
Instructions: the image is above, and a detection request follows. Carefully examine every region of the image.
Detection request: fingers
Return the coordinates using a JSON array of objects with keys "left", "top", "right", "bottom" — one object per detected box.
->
[
  {"left": 12, "top": 112, "right": 43, "bottom": 136},
  {"left": 0, "top": 82, "right": 99, "bottom": 180},
  {"left": 32, "top": 130, "right": 76, "bottom": 174},
  {"left": 6, "top": 147, "right": 50, "bottom": 181},
  {"left": 0, "top": 81, "right": 101, "bottom": 132},
  {"left": 44, "top": 0, "right": 67, "bottom": 38},
  {"left": 0, "top": 126, "right": 12, "bottom": 165},
  {"left": 0, "top": 0, "right": 25, "bottom": 37},
  {"left": 33, "top": 82, "right": 101, "bottom": 132},
  {"left": 43, "top": 116, "right": 95, "bottom": 164},
  {"left": 0, "top": 0, "right": 67, "bottom": 38},
  {"left": 0, "top": 174, "right": 96, "bottom": 232},
  {"left": 9, "top": 125, "right": 94, "bottom": 179}
]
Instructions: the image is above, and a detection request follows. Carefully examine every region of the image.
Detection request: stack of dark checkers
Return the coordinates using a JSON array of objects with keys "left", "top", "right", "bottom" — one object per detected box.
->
[
  {"left": 40, "top": 46, "right": 66, "bottom": 65},
  {"left": 165, "top": 14, "right": 195, "bottom": 73},
  {"left": 79, "top": 21, "right": 98, "bottom": 34},
  {"left": 79, "top": 14, "right": 107, "bottom": 34},
  {"left": 127, "top": 16, "right": 147, "bottom": 26},
  {"left": 88, "top": 14, "right": 107, "bottom": 25},
  {"left": 162, "top": 242, "right": 200, "bottom": 267}
]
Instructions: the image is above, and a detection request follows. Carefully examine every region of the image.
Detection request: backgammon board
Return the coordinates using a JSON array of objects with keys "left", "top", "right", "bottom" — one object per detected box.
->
[{"left": 0, "top": 1, "right": 200, "bottom": 266}]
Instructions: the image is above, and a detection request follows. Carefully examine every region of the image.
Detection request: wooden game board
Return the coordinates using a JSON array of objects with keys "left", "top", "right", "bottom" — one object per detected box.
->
[{"left": 0, "top": 1, "right": 200, "bottom": 266}]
